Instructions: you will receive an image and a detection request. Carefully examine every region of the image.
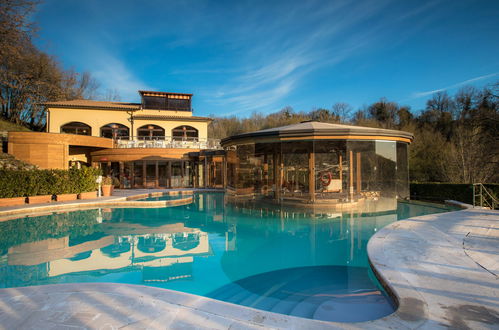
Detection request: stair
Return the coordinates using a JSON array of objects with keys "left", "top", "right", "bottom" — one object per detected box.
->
[{"left": 206, "top": 265, "right": 396, "bottom": 322}]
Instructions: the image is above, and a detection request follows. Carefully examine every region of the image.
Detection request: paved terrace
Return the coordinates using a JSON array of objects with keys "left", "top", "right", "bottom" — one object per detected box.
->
[{"left": 0, "top": 194, "right": 497, "bottom": 329}]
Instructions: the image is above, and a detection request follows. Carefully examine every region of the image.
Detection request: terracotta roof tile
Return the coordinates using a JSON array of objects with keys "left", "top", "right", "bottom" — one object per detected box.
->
[{"left": 41, "top": 99, "right": 141, "bottom": 110}]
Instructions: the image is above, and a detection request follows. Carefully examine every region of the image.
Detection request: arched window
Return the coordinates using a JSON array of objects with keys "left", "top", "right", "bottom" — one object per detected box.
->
[
  {"left": 137, "top": 124, "right": 165, "bottom": 140},
  {"left": 137, "top": 236, "right": 166, "bottom": 253},
  {"left": 172, "top": 125, "right": 198, "bottom": 141},
  {"left": 60, "top": 122, "right": 91, "bottom": 135},
  {"left": 100, "top": 123, "right": 129, "bottom": 139}
]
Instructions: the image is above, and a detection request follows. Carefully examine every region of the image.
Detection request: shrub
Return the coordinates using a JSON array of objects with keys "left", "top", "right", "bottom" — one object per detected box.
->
[
  {"left": 102, "top": 176, "right": 113, "bottom": 185},
  {"left": 410, "top": 183, "right": 499, "bottom": 204},
  {"left": 0, "top": 166, "right": 101, "bottom": 198}
]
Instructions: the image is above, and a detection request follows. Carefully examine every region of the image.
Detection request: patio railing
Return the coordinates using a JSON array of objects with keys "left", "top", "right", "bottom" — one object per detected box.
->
[{"left": 114, "top": 136, "right": 222, "bottom": 150}]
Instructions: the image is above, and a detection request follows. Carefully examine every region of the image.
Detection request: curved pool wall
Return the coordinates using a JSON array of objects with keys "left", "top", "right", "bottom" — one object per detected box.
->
[{"left": 0, "top": 192, "right": 454, "bottom": 323}]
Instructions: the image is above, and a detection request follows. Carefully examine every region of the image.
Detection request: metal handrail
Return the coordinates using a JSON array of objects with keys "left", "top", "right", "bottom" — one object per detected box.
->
[{"left": 473, "top": 183, "right": 498, "bottom": 209}]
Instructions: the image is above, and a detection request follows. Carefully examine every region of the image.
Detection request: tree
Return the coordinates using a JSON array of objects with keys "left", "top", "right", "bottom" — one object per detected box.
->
[
  {"left": 0, "top": 0, "right": 102, "bottom": 130},
  {"left": 331, "top": 102, "right": 352, "bottom": 123}
]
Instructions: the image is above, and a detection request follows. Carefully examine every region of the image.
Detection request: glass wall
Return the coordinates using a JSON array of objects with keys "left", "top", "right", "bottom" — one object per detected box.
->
[
  {"left": 100, "top": 160, "right": 196, "bottom": 189},
  {"left": 224, "top": 139, "right": 410, "bottom": 209}
]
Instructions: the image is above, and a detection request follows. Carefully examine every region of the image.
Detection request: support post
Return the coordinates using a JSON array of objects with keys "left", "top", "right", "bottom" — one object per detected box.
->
[
  {"left": 155, "top": 161, "right": 159, "bottom": 188},
  {"left": 167, "top": 161, "right": 171, "bottom": 188},
  {"left": 356, "top": 152, "right": 361, "bottom": 194},
  {"left": 119, "top": 161, "right": 125, "bottom": 189},
  {"left": 142, "top": 160, "right": 146, "bottom": 188},
  {"left": 349, "top": 150, "right": 354, "bottom": 201},
  {"left": 130, "top": 162, "right": 135, "bottom": 188},
  {"left": 309, "top": 151, "right": 315, "bottom": 203},
  {"left": 339, "top": 154, "right": 343, "bottom": 192}
]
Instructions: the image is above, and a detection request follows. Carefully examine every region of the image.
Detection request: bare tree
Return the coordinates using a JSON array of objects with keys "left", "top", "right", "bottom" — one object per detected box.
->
[{"left": 331, "top": 102, "right": 352, "bottom": 123}]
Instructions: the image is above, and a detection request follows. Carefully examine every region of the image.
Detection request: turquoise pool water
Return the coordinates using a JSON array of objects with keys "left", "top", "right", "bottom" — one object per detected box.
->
[{"left": 0, "top": 193, "right": 454, "bottom": 322}]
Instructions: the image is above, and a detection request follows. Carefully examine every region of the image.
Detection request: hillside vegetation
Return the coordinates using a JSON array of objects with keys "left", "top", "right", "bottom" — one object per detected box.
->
[
  {"left": 0, "top": 152, "right": 37, "bottom": 170},
  {"left": 0, "top": 118, "right": 31, "bottom": 132}
]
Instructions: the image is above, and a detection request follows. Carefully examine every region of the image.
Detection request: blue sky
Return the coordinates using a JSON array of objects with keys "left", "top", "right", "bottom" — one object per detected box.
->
[{"left": 34, "top": 0, "right": 499, "bottom": 117}]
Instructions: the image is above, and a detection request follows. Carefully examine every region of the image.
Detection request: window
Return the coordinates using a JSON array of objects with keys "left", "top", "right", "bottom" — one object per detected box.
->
[
  {"left": 172, "top": 125, "right": 198, "bottom": 141},
  {"left": 137, "top": 124, "right": 165, "bottom": 140},
  {"left": 60, "top": 122, "right": 91, "bottom": 135},
  {"left": 100, "top": 123, "right": 129, "bottom": 139}
]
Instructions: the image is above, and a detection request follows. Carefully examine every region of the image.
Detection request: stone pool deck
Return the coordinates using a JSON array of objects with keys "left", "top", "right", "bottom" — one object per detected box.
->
[{"left": 0, "top": 201, "right": 497, "bottom": 329}]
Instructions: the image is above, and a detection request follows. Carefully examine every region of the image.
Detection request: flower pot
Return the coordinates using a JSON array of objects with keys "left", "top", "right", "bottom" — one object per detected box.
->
[
  {"left": 0, "top": 197, "right": 26, "bottom": 207},
  {"left": 101, "top": 185, "right": 113, "bottom": 197},
  {"left": 55, "top": 193, "right": 78, "bottom": 202},
  {"left": 78, "top": 191, "right": 98, "bottom": 200},
  {"left": 28, "top": 195, "right": 52, "bottom": 204}
]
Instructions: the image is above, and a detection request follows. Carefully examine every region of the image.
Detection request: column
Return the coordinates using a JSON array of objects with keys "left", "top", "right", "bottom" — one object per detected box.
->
[
  {"left": 308, "top": 151, "right": 315, "bottom": 202},
  {"left": 167, "top": 161, "right": 171, "bottom": 188},
  {"left": 349, "top": 150, "right": 354, "bottom": 201},
  {"left": 142, "top": 160, "right": 146, "bottom": 188},
  {"left": 356, "top": 152, "right": 361, "bottom": 194},
  {"left": 155, "top": 161, "right": 159, "bottom": 188},
  {"left": 119, "top": 162, "right": 124, "bottom": 189}
]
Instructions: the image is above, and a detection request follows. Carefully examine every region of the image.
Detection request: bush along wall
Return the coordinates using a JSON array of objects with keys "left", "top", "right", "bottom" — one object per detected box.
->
[
  {"left": 0, "top": 167, "right": 101, "bottom": 198},
  {"left": 410, "top": 182, "right": 499, "bottom": 204}
]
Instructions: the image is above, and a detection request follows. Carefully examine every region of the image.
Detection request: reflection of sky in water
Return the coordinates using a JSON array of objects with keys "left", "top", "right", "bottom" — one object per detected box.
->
[{"left": 0, "top": 193, "right": 454, "bottom": 322}]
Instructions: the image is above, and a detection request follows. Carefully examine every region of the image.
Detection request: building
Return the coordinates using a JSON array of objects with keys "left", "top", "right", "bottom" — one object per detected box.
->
[
  {"left": 7, "top": 92, "right": 414, "bottom": 209},
  {"left": 7, "top": 91, "right": 224, "bottom": 188},
  {"left": 221, "top": 121, "right": 413, "bottom": 211}
]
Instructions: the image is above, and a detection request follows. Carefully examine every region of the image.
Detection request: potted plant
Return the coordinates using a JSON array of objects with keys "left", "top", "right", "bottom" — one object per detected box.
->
[{"left": 101, "top": 176, "right": 113, "bottom": 197}]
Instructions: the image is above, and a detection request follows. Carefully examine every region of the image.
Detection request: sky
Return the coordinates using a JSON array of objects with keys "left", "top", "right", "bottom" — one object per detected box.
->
[{"left": 33, "top": 0, "right": 499, "bottom": 117}]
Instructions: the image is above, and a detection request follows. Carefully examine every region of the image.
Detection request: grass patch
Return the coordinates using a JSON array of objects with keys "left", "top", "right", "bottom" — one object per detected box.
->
[{"left": 0, "top": 118, "right": 31, "bottom": 132}]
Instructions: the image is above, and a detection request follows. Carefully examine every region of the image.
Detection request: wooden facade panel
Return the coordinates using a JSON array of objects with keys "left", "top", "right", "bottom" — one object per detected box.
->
[
  {"left": 9, "top": 143, "right": 65, "bottom": 169},
  {"left": 8, "top": 132, "right": 113, "bottom": 148}
]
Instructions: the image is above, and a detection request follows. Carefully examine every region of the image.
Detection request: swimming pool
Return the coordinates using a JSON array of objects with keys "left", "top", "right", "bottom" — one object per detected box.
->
[{"left": 0, "top": 193, "right": 454, "bottom": 322}]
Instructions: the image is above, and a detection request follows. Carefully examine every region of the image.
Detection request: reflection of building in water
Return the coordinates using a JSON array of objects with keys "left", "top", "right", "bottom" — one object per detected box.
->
[{"left": 4, "top": 224, "right": 210, "bottom": 285}]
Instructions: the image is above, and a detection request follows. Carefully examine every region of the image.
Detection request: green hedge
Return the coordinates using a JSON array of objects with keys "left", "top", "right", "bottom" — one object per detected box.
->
[
  {"left": 0, "top": 167, "right": 101, "bottom": 198},
  {"left": 410, "top": 182, "right": 499, "bottom": 204}
]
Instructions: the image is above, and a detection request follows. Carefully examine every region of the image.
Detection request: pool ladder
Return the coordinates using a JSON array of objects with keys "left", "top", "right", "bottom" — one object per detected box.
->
[{"left": 473, "top": 183, "right": 498, "bottom": 210}]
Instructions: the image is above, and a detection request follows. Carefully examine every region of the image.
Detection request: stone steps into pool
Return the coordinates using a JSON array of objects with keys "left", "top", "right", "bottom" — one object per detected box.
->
[{"left": 207, "top": 265, "right": 395, "bottom": 322}]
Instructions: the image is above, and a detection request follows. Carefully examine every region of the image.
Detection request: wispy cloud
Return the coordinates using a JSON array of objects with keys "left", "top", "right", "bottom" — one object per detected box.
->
[
  {"left": 90, "top": 51, "right": 153, "bottom": 101},
  {"left": 412, "top": 72, "right": 499, "bottom": 98},
  {"left": 202, "top": 0, "right": 442, "bottom": 116}
]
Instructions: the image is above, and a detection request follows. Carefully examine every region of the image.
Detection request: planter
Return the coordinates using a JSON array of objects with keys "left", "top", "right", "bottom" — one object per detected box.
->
[
  {"left": 78, "top": 191, "right": 98, "bottom": 200},
  {"left": 101, "top": 185, "right": 113, "bottom": 197},
  {"left": 0, "top": 197, "right": 26, "bottom": 207},
  {"left": 28, "top": 195, "right": 52, "bottom": 204},
  {"left": 55, "top": 193, "right": 78, "bottom": 202}
]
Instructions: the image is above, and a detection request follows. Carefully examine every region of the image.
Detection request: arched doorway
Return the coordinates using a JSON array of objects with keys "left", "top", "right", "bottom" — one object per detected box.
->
[
  {"left": 60, "top": 122, "right": 92, "bottom": 135},
  {"left": 172, "top": 125, "right": 198, "bottom": 141},
  {"left": 100, "top": 123, "right": 129, "bottom": 139}
]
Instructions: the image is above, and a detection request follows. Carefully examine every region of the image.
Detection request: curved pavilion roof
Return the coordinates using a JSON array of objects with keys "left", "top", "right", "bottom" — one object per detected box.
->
[{"left": 221, "top": 121, "right": 414, "bottom": 146}]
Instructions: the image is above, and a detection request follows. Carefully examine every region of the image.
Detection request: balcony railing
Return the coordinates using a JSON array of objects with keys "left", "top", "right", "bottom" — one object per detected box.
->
[{"left": 114, "top": 136, "right": 221, "bottom": 150}]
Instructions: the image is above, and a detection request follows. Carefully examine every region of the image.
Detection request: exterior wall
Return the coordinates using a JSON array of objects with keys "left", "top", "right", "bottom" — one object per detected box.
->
[
  {"left": 8, "top": 132, "right": 113, "bottom": 169},
  {"left": 48, "top": 107, "right": 209, "bottom": 140},
  {"left": 139, "top": 109, "right": 192, "bottom": 117},
  {"left": 134, "top": 119, "right": 208, "bottom": 140},
  {"left": 48, "top": 107, "right": 131, "bottom": 136}
]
